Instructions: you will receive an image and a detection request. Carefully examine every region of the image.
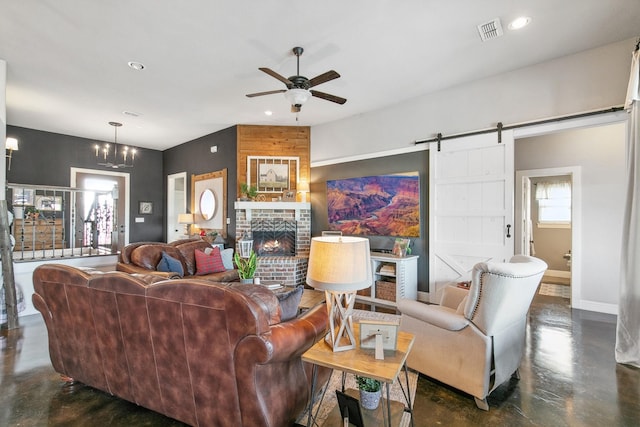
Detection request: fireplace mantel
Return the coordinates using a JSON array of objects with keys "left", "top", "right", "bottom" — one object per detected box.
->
[{"left": 234, "top": 201, "right": 310, "bottom": 221}]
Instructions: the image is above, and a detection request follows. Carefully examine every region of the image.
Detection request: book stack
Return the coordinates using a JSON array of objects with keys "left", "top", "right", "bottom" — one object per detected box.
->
[{"left": 261, "top": 281, "right": 283, "bottom": 290}]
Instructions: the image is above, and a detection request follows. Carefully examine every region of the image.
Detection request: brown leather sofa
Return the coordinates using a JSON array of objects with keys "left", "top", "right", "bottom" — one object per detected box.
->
[
  {"left": 32, "top": 264, "right": 329, "bottom": 426},
  {"left": 116, "top": 238, "right": 239, "bottom": 282}
]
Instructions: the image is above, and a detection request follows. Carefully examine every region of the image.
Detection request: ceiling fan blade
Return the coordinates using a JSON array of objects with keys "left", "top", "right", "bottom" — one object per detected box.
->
[
  {"left": 259, "top": 67, "right": 293, "bottom": 86},
  {"left": 246, "top": 89, "right": 286, "bottom": 98},
  {"left": 310, "top": 90, "right": 347, "bottom": 105},
  {"left": 308, "top": 70, "right": 340, "bottom": 88},
  {"left": 291, "top": 104, "right": 302, "bottom": 113}
]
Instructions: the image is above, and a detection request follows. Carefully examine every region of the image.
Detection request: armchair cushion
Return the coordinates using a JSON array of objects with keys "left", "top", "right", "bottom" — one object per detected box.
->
[{"left": 398, "top": 299, "right": 470, "bottom": 331}]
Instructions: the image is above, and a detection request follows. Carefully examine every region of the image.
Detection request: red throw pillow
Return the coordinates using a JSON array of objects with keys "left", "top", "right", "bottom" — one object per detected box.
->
[{"left": 195, "top": 247, "right": 226, "bottom": 275}]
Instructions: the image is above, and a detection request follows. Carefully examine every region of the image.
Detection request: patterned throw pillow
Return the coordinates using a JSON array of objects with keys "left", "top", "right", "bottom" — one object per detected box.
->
[
  {"left": 195, "top": 247, "right": 226, "bottom": 275},
  {"left": 157, "top": 252, "right": 184, "bottom": 277}
]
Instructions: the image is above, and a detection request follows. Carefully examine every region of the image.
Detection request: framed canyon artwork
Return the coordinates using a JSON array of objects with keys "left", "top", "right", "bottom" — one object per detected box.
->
[{"left": 326, "top": 172, "right": 420, "bottom": 237}]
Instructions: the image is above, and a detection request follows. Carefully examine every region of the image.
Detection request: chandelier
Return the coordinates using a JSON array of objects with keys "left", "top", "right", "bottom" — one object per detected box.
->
[{"left": 94, "top": 121, "right": 136, "bottom": 168}]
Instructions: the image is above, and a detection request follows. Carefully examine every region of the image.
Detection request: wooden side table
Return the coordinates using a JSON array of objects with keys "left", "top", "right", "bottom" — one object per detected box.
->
[{"left": 302, "top": 323, "right": 415, "bottom": 427}]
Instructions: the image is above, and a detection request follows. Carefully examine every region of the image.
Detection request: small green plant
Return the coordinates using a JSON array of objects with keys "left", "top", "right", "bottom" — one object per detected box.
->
[
  {"left": 234, "top": 249, "right": 258, "bottom": 279},
  {"left": 355, "top": 375, "right": 381, "bottom": 392},
  {"left": 24, "top": 206, "right": 40, "bottom": 218},
  {"left": 240, "top": 182, "right": 258, "bottom": 200}
]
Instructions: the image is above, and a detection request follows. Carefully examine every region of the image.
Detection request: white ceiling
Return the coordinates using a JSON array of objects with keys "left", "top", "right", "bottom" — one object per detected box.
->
[{"left": 1, "top": 0, "right": 639, "bottom": 151}]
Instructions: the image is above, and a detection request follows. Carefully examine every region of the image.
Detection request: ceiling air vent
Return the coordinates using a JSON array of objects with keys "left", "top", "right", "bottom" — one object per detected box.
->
[{"left": 477, "top": 18, "right": 504, "bottom": 42}]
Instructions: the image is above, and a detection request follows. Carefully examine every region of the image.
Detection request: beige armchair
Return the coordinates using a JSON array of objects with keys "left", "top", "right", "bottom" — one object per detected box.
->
[{"left": 398, "top": 255, "right": 547, "bottom": 410}]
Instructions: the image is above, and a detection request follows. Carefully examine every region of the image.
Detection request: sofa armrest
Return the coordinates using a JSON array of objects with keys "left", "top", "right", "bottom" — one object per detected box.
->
[
  {"left": 116, "top": 263, "right": 180, "bottom": 279},
  {"left": 398, "top": 299, "right": 469, "bottom": 331},
  {"left": 236, "top": 304, "right": 328, "bottom": 364}
]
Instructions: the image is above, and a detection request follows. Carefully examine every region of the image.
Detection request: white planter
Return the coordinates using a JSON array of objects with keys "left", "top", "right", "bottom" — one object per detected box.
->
[
  {"left": 359, "top": 389, "right": 381, "bottom": 410},
  {"left": 13, "top": 206, "right": 24, "bottom": 220}
]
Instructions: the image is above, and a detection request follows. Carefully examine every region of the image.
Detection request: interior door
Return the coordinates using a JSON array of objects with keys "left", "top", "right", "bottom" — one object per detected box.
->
[
  {"left": 167, "top": 172, "right": 187, "bottom": 243},
  {"left": 429, "top": 130, "right": 514, "bottom": 302}
]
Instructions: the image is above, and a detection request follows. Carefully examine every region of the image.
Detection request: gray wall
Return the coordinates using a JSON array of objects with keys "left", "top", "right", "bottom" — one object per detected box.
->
[
  {"left": 6, "top": 125, "right": 164, "bottom": 242},
  {"left": 163, "top": 125, "right": 238, "bottom": 243},
  {"left": 311, "top": 150, "right": 429, "bottom": 293}
]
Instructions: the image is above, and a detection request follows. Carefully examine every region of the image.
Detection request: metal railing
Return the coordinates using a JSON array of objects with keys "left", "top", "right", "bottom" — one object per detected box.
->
[{"left": 6, "top": 183, "right": 118, "bottom": 261}]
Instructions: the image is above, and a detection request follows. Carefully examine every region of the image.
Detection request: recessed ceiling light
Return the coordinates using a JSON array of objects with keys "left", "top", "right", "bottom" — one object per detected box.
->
[
  {"left": 264, "top": 110, "right": 273, "bottom": 116},
  {"left": 127, "top": 61, "right": 145, "bottom": 71},
  {"left": 508, "top": 16, "right": 531, "bottom": 30}
]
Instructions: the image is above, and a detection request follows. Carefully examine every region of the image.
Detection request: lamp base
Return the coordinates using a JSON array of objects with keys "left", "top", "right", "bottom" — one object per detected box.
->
[{"left": 324, "top": 290, "right": 358, "bottom": 352}]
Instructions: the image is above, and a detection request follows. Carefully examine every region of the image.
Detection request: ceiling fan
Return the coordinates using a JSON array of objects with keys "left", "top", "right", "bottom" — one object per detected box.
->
[{"left": 246, "top": 46, "right": 346, "bottom": 113}]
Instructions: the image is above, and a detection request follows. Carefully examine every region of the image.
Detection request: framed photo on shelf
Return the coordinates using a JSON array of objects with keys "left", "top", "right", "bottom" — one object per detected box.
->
[
  {"left": 138, "top": 201, "right": 153, "bottom": 215},
  {"left": 281, "top": 190, "right": 296, "bottom": 201}
]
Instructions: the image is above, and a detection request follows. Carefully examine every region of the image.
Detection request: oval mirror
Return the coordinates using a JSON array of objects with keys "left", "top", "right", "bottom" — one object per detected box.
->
[{"left": 199, "top": 188, "right": 216, "bottom": 221}]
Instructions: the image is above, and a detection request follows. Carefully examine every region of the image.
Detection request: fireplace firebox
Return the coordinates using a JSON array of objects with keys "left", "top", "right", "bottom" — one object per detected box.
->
[{"left": 251, "top": 219, "right": 296, "bottom": 256}]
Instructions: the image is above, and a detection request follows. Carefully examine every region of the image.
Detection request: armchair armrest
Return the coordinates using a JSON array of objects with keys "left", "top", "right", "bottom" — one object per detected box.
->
[{"left": 398, "top": 299, "right": 469, "bottom": 331}]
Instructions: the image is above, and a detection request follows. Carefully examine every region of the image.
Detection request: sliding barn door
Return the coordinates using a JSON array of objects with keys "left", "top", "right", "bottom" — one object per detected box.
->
[{"left": 429, "top": 131, "right": 514, "bottom": 302}]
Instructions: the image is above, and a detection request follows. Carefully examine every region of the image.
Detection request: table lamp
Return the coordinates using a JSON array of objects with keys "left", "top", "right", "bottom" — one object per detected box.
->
[
  {"left": 178, "top": 213, "right": 194, "bottom": 236},
  {"left": 306, "top": 236, "right": 372, "bottom": 352},
  {"left": 297, "top": 180, "right": 310, "bottom": 202}
]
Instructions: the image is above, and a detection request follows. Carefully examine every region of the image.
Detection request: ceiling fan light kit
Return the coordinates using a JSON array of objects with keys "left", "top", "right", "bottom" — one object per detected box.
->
[
  {"left": 246, "top": 46, "right": 346, "bottom": 113},
  {"left": 284, "top": 88, "right": 311, "bottom": 107}
]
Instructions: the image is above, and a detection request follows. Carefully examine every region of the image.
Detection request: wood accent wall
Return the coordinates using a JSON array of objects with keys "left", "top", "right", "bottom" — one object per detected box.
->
[{"left": 236, "top": 125, "right": 310, "bottom": 198}]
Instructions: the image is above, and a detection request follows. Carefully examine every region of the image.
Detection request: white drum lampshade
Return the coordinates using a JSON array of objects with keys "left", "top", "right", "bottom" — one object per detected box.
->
[{"left": 306, "top": 236, "right": 372, "bottom": 352}]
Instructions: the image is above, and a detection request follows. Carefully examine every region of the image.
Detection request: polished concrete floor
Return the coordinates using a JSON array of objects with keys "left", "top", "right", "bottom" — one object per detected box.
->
[{"left": 1, "top": 294, "right": 638, "bottom": 426}]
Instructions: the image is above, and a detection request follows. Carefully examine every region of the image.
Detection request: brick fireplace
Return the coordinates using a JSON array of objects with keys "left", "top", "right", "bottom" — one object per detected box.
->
[{"left": 234, "top": 201, "right": 310, "bottom": 287}]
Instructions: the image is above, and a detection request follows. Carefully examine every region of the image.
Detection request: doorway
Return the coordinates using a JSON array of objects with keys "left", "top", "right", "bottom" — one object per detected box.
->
[
  {"left": 167, "top": 172, "right": 187, "bottom": 243},
  {"left": 516, "top": 168, "right": 579, "bottom": 304},
  {"left": 71, "top": 167, "right": 130, "bottom": 252}
]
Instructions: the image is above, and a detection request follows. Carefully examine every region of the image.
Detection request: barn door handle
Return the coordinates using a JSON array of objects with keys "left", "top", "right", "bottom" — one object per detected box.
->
[{"left": 506, "top": 224, "right": 512, "bottom": 238}]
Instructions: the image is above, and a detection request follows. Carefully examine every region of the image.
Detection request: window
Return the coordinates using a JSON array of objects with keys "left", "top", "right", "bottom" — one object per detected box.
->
[{"left": 536, "top": 181, "right": 571, "bottom": 227}]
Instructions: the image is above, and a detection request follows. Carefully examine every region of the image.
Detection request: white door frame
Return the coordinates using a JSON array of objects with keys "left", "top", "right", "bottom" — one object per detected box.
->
[
  {"left": 71, "top": 167, "right": 130, "bottom": 246},
  {"left": 516, "top": 167, "right": 581, "bottom": 305},
  {"left": 167, "top": 172, "right": 187, "bottom": 242}
]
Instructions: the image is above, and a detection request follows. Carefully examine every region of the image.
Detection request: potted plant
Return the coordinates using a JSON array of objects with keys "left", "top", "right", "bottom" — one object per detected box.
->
[
  {"left": 240, "top": 183, "right": 258, "bottom": 201},
  {"left": 355, "top": 375, "right": 382, "bottom": 410},
  {"left": 24, "top": 206, "right": 40, "bottom": 220},
  {"left": 234, "top": 249, "right": 258, "bottom": 284}
]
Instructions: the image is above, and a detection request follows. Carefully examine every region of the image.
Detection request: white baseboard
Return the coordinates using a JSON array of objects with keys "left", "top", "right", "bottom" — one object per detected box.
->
[
  {"left": 545, "top": 269, "right": 571, "bottom": 279},
  {"left": 573, "top": 299, "right": 618, "bottom": 315}
]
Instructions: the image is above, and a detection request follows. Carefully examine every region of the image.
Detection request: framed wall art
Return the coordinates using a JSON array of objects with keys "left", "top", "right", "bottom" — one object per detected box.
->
[
  {"left": 12, "top": 188, "right": 35, "bottom": 206},
  {"left": 327, "top": 172, "right": 420, "bottom": 237},
  {"left": 247, "top": 156, "right": 299, "bottom": 193},
  {"left": 139, "top": 201, "right": 153, "bottom": 215},
  {"left": 35, "top": 195, "right": 63, "bottom": 211}
]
